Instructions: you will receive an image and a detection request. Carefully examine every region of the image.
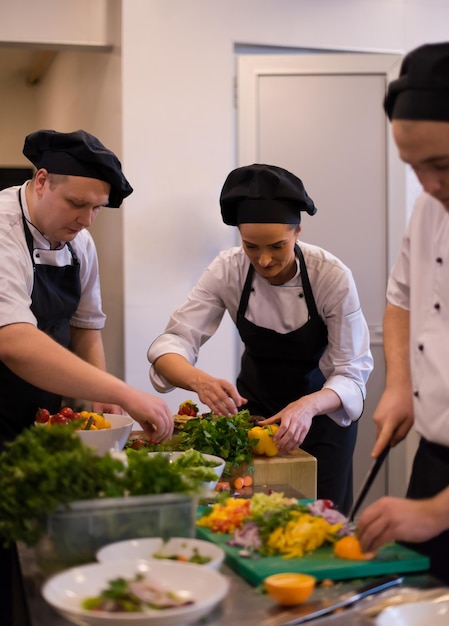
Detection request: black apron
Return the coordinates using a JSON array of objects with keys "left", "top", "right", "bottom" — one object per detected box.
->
[
  {"left": 0, "top": 191, "right": 81, "bottom": 626},
  {"left": 0, "top": 190, "right": 81, "bottom": 446},
  {"left": 402, "top": 437, "right": 449, "bottom": 583},
  {"left": 236, "top": 244, "right": 357, "bottom": 514}
]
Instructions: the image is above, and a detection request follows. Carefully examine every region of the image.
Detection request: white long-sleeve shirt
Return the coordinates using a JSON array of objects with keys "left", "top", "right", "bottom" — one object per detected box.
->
[
  {"left": 387, "top": 192, "right": 449, "bottom": 447},
  {"left": 148, "top": 241, "right": 373, "bottom": 427}
]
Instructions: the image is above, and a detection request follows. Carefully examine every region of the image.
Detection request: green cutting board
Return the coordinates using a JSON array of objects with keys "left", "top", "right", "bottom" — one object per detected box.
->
[{"left": 195, "top": 510, "right": 430, "bottom": 585}]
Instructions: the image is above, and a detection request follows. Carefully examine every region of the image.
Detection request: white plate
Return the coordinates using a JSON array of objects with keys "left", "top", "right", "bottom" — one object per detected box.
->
[
  {"left": 376, "top": 600, "right": 449, "bottom": 626},
  {"left": 96, "top": 537, "right": 225, "bottom": 570},
  {"left": 42, "top": 558, "right": 229, "bottom": 626}
]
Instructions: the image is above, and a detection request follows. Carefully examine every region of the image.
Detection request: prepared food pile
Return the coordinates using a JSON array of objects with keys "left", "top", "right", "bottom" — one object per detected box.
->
[
  {"left": 197, "top": 493, "right": 374, "bottom": 561},
  {"left": 128, "top": 407, "right": 257, "bottom": 476},
  {"left": 152, "top": 546, "right": 211, "bottom": 564},
  {"left": 82, "top": 573, "right": 194, "bottom": 612},
  {"left": 174, "top": 399, "right": 200, "bottom": 430},
  {"left": 35, "top": 406, "right": 111, "bottom": 430}
]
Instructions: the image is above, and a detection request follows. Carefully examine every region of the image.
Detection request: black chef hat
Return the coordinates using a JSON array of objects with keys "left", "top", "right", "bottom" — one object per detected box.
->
[
  {"left": 23, "top": 129, "right": 133, "bottom": 208},
  {"left": 220, "top": 164, "right": 317, "bottom": 226},
  {"left": 384, "top": 42, "right": 449, "bottom": 122}
]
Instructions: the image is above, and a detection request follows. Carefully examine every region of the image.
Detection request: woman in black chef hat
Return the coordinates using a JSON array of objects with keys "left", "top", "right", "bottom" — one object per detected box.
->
[{"left": 149, "top": 164, "right": 373, "bottom": 514}]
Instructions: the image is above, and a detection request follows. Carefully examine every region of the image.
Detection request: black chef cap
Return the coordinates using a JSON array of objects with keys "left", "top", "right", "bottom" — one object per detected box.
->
[
  {"left": 23, "top": 129, "right": 133, "bottom": 208},
  {"left": 220, "top": 164, "right": 317, "bottom": 226},
  {"left": 384, "top": 42, "right": 449, "bottom": 122}
]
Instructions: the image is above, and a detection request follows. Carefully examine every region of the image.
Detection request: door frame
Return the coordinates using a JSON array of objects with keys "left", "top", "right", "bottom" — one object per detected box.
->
[{"left": 237, "top": 53, "right": 404, "bottom": 273}]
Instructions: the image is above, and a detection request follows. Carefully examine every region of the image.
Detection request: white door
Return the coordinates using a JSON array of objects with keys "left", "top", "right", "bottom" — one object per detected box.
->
[{"left": 237, "top": 53, "right": 406, "bottom": 508}]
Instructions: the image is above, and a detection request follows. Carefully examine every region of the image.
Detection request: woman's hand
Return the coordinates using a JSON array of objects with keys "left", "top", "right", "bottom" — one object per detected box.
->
[
  {"left": 153, "top": 353, "right": 247, "bottom": 417},
  {"left": 258, "top": 389, "right": 341, "bottom": 453},
  {"left": 258, "top": 397, "right": 315, "bottom": 452},
  {"left": 194, "top": 373, "right": 247, "bottom": 417}
]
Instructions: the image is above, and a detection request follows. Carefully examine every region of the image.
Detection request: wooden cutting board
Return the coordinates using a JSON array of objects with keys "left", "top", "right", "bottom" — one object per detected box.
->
[{"left": 196, "top": 516, "right": 429, "bottom": 586}]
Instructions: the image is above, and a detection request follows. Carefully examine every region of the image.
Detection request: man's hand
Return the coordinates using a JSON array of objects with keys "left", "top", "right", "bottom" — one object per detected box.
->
[
  {"left": 372, "top": 303, "right": 413, "bottom": 458},
  {"left": 122, "top": 389, "right": 174, "bottom": 443},
  {"left": 371, "top": 387, "right": 414, "bottom": 458},
  {"left": 92, "top": 401, "right": 125, "bottom": 415},
  {"left": 357, "top": 492, "right": 449, "bottom": 553}
]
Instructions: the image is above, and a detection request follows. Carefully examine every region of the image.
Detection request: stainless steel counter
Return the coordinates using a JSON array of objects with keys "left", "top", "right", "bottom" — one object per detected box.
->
[{"left": 18, "top": 543, "right": 444, "bottom": 626}]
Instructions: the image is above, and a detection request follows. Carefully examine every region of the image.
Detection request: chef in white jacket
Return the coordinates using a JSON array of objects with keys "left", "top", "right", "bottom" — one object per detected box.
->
[
  {"left": 358, "top": 41, "right": 449, "bottom": 585},
  {"left": 149, "top": 164, "right": 373, "bottom": 514}
]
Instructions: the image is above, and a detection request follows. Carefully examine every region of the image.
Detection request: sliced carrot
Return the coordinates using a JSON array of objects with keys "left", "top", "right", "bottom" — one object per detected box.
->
[
  {"left": 242, "top": 475, "right": 253, "bottom": 486},
  {"left": 233, "top": 477, "right": 245, "bottom": 489},
  {"left": 215, "top": 481, "right": 231, "bottom": 492}
]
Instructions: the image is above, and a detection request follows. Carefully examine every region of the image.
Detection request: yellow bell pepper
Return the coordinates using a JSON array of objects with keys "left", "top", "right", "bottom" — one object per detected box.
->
[{"left": 248, "top": 424, "right": 280, "bottom": 457}]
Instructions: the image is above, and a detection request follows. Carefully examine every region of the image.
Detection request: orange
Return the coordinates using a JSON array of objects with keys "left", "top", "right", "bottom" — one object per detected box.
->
[
  {"left": 333, "top": 535, "right": 376, "bottom": 561},
  {"left": 264, "top": 573, "right": 316, "bottom": 606}
]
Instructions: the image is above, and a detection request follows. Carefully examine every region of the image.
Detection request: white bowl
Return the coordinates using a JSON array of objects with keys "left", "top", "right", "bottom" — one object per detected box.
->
[
  {"left": 42, "top": 558, "right": 229, "bottom": 626},
  {"left": 376, "top": 600, "right": 449, "bottom": 626},
  {"left": 96, "top": 537, "right": 225, "bottom": 571},
  {"left": 146, "top": 451, "right": 225, "bottom": 490},
  {"left": 77, "top": 413, "right": 134, "bottom": 455}
]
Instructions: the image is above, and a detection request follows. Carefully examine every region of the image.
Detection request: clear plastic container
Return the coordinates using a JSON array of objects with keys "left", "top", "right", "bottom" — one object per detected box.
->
[{"left": 35, "top": 493, "right": 197, "bottom": 577}]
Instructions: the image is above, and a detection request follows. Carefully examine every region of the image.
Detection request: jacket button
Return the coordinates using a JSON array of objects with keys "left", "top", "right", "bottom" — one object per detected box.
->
[
  {"left": 414, "top": 390, "right": 419, "bottom": 398},
  {"left": 418, "top": 344, "right": 424, "bottom": 351},
  {"left": 434, "top": 303, "right": 441, "bottom": 310},
  {"left": 436, "top": 257, "right": 443, "bottom": 264}
]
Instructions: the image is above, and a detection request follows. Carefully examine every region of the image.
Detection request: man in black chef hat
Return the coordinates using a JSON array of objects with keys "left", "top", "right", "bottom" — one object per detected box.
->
[
  {"left": 357, "top": 42, "right": 449, "bottom": 584},
  {"left": 0, "top": 130, "right": 174, "bottom": 625}
]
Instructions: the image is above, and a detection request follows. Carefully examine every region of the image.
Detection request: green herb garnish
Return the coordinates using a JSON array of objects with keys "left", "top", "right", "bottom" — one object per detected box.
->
[
  {"left": 0, "top": 425, "right": 208, "bottom": 547},
  {"left": 177, "top": 410, "right": 255, "bottom": 475}
]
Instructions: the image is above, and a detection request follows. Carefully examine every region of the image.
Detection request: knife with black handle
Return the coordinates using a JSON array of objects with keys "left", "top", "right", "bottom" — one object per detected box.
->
[
  {"left": 278, "top": 574, "right": 403, "bottom": 625},
  {"left": 348, "top": 444, "right": 391, "bottom": 522}
]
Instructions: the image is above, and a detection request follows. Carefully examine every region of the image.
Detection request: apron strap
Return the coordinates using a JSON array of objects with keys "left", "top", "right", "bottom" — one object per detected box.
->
[
  {"left": 295, "top": 244, "right": 319, "bottom": 319},
  {"left": 18, "top": 189, "right": 79, "bottom": 265},
  {"left": 237, "top": 263, "right": 254, "bottom": 317}
]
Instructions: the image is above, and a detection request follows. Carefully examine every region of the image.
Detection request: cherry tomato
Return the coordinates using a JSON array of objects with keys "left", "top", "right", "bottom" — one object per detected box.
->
[
  {"left": 60, "top": 406, "right": 74, "bottom": 418},
  {"left": 50, "top": 413, "right": 71, "bottom": 426},
  {"left": 71, "top": 412, "right": 81, "bottom": 420},
  {"left": 131, "top": 439, "right": 147, "bottom": 450},
  {"left": 35, "top": 408, "right": 50, "bottom": 424}
]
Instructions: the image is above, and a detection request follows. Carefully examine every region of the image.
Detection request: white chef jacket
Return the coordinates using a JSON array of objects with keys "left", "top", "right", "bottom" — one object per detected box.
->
[
  {"left": 387, "top": 192, "right": 449, "bottom": 447},
  {"left": 0, "top": 183, "right": 106, "bottom": 330},
  {"left": 148, "top": 241, "right": 373, "bottom": 427}
]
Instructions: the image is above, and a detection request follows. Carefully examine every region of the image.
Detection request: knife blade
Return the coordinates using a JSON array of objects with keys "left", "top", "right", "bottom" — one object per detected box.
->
[
  {"left": 348, "top": 444, "right": 391, "bottom": 522},
  {"left": 277, "top": 574, "right": 403, "bottom": 626}
]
